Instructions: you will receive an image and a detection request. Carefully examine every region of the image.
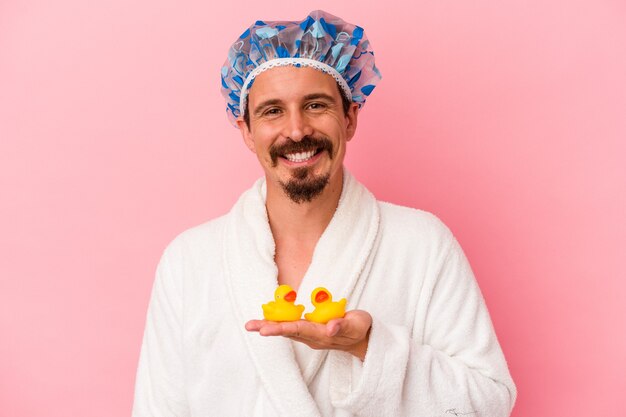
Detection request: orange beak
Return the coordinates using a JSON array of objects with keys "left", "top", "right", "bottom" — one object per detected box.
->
[
  {"left": 315, "top": 290, "right": 329, "bottom": 303},
  {"left": 284, "top": 290, "right": 297, "bottom": 302}
]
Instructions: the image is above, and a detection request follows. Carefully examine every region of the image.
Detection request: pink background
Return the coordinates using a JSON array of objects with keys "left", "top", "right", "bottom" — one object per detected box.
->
[{"left": 1, "top": 0, "right": 625, "bottom": 416}]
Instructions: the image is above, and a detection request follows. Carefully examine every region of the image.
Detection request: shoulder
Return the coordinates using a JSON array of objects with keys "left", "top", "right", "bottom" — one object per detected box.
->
[
  {"left": 375, "top": 201, "right": 467, "bottom": 286},
  {"left": 378, "top": 201, "right": 454, "bottom": 245},
  {"left": 375, "top": 200, "right": 459, "bottom": 266},
  {"left": 160, "top": 214, "right": 229, "bottom": 264}
]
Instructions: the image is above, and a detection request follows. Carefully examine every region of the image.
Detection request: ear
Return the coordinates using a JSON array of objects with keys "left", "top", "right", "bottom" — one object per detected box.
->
[
  {"left": 345, "top": 103, "right": 359, "bottom": 142},
  {"left": 236, "top": 116, "right": 256, "bottom": 153}
]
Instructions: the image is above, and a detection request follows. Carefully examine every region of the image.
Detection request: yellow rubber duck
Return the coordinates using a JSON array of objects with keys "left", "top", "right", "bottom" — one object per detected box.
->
[
  {"left": 304, "top": 287, "right": 347, "bottom": 324},
  {"left": 262, "top": 285, "right": 305, "bottom": 322}
]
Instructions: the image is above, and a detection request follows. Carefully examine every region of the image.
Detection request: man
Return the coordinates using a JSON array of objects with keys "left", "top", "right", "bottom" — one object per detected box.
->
[{"left": 132, "top": 10, "right": 516, "bottom": 417}]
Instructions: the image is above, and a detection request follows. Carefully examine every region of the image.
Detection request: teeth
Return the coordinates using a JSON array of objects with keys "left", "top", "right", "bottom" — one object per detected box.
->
[{"left": 285, "top": 150, "right": 316, "bottom": 162}]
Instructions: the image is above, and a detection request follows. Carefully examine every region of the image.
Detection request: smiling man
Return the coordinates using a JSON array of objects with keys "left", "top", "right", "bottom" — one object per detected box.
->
[
  {"left": 241, "top": 65, "right": 353, "bottom": 206},
  {"left": 132, "top": 10, "right": 516, "bottom": 417}
]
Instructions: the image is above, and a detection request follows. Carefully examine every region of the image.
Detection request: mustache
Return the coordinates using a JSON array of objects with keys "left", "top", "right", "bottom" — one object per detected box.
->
[{"left": 269, "top": 136, "right": 334, "bottom": 165}]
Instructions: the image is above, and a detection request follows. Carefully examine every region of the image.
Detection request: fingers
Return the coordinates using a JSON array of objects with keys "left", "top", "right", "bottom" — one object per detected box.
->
[
  {"left": 245, "top": 320, "right": 311, "bottom": 337},
  {"left": 327, "top": 310, "right": 372, "bottom": 338},
  {"left": 249, "top": 320, "right": 339, "bottom": 347},
  {"left": 326, "top": 320, "right": 341, "bottom": 337},
  {"left": 247, "top": 320, "right": 353, "bottom": 347},
  {"left": 245, "top": 320, "right": 269, "bottom": 331},
  {"left": 244, "top": 310, "right": 373, "bottom": 353},
  {"left": 259, "top": 321, "right": 298, "bottom": 337},
  {"left": 260, "top": 320, "right": 315, "bottom": 338}
]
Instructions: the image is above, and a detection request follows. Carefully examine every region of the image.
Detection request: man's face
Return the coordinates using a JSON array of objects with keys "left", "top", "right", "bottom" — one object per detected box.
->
[{"left": 237, "top": 66, "right": 358, "bottom": 204}]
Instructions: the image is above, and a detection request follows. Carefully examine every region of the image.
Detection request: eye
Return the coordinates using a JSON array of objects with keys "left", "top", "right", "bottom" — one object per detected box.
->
[
  {"left": 263, "top": 107, "right": 282, "bottom": 117},
  {"left": 307, "top": 102, "right": 327, "bottom": 111}
]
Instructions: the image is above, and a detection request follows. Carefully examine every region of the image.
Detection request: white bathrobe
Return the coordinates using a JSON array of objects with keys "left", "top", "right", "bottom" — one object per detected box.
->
[{"left": 132, "top": 170, "right": 517, "bottom": 417}]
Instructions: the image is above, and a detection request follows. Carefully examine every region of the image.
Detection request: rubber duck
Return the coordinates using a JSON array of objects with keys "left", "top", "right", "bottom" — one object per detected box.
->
[
  {"left": 262, "top": 285, "right": 305, "bottom": 322},
  {"left": 304, "top": 287, "right": 347, "bottom": 324}
]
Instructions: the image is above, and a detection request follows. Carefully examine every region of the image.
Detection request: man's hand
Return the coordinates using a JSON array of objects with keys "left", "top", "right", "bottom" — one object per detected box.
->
[{"left": 245, "top": 310, "right": 372, "bottom": 361}]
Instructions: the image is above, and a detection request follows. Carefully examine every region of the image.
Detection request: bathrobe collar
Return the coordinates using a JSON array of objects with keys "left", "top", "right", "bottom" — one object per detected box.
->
[{"left": 222, "top": 168, "right": 380, "bottom": 417}]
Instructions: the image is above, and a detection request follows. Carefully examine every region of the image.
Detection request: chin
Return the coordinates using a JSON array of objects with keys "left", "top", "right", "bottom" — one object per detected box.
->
[{"left": 279, "top": 168, "right": 331, "bottom": 204}]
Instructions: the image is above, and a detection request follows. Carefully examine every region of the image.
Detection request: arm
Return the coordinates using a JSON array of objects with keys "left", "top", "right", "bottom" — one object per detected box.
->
[
  {"left": 132, "top": 244, "right": 190, "bottom": 417},
  {"left": 328, "top": 237, "right": 517, "bottom": 417}
]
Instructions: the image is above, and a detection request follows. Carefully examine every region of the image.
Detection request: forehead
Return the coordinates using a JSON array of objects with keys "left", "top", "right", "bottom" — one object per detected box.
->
[{"left": 247, "top": 66, "right": 340, "bottom": 105}]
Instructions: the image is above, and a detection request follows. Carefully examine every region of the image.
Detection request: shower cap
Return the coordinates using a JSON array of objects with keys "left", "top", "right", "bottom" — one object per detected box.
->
[{"left": 220, "top": 10, "right": 382, "bottom": 127}]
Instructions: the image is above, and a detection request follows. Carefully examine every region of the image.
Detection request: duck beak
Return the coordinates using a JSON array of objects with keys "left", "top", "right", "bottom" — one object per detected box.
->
[
  {"left": 284, "top": 291, "right": 297, "bottom": 302},
  {"left": 315, "top": 290, "right": 329, "bottom": 303}
]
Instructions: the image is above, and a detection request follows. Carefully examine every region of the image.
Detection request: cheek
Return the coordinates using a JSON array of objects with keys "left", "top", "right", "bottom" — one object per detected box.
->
[
  {"left": 316, "top": 115, "right": 347, "bottom": 137},
  {"left": 253, "top": 125, "right": 282, "bottom": 147}
]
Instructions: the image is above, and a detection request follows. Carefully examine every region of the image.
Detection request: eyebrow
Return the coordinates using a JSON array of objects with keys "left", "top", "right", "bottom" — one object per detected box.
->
[
  {"left": 253, "top": 99, "right": 282, "bottom": 116},
  {"left": 252, "top": 93, "right": 338, "bottom": 116},
  {"left": 303, "top": 93, "right": 336, "bottom": 102}
]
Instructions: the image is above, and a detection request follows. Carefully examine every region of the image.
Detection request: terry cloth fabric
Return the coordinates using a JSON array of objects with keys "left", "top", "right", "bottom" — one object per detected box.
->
[
  {"left": 132, "top": 169, "right": 517, "bottom": 417},
  {"left": 222, "top": 170, "right": 379, "bottom": 417}
]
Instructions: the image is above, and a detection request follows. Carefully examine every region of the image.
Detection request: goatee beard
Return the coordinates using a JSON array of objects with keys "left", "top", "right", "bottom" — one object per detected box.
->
[
  {"left": 269, "top": 135, "right": 334, "bottom": 204},
  {"left": 280, "top": 167, "right": 330, "bottom": 204}
]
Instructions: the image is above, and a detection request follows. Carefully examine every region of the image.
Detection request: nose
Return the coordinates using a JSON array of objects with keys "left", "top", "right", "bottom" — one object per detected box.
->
[{"left": 282, "top": 108, "right": 313, "bottom": 142}]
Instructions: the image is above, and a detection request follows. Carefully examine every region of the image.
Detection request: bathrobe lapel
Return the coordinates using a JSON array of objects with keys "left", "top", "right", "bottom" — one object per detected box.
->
[{"left": 222, "top": 169, "right": 380, "bottom": 417}]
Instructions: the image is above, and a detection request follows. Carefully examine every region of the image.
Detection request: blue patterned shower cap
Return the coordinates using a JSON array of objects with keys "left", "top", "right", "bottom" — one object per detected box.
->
[{"left": 220, "top": 10, "right": 382, "bottom": 127}]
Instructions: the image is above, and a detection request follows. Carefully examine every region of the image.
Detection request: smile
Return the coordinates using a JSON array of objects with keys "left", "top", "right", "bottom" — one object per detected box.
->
[
  {"left": 280, "top": 148, "right": 324, "bottom": 165},
  {"left": 284, "top": 149, "right": 317, "bottom": 162}
]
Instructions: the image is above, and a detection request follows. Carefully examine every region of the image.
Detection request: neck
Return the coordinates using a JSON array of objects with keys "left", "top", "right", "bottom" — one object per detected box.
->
[{"left": 265, "top": 168, "right": 344, "bottom": 243}]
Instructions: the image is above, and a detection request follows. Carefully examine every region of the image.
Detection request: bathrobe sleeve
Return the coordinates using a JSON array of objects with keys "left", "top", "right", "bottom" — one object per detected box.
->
[
  {"left": 328, "top": 236, "right": 517, "bottom": 417},
  {"left": 132, "top": 243, "right": 190, "bottom": 417}
]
